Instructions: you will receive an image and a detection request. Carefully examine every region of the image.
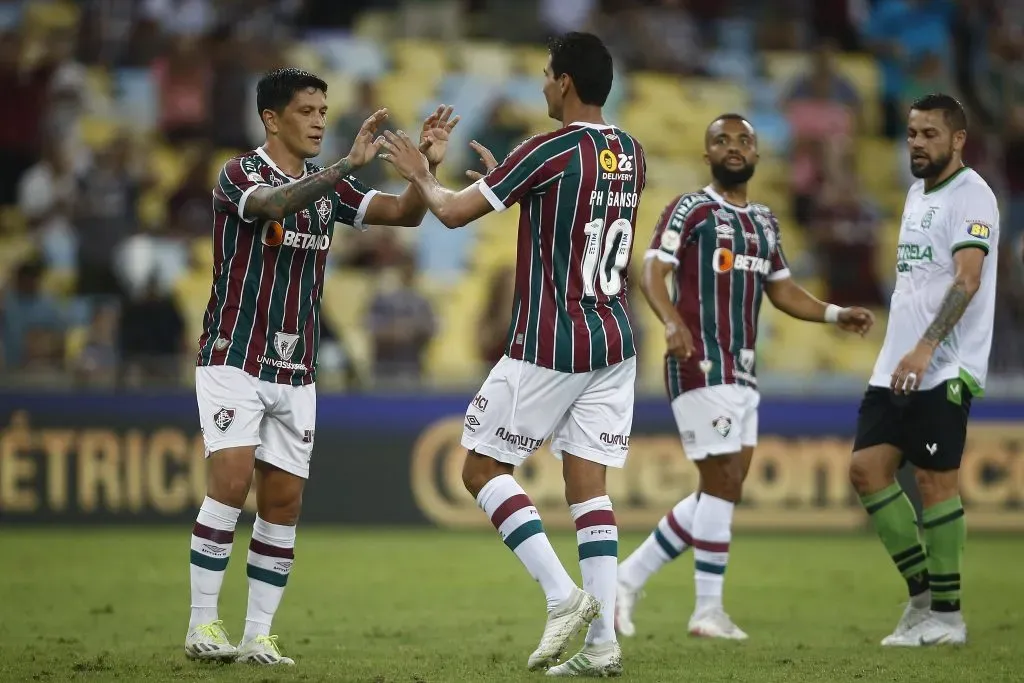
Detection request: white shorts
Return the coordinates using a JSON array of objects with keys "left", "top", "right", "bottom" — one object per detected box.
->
[
  {"left": 461, "top": 355, "right": 636, "bottom": 468},
  {"left": 671, "top": 384, "right": 759, "bottom": 460},
  {"left": 195, "top": 365, "right": 317, "bottom": 479}
]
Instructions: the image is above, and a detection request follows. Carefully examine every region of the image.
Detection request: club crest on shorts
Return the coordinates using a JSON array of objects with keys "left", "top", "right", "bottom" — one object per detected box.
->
[
  {"left": 213, "top": 408, "right": 235, "bottom": 433},
  {"left": 712, "top": 416, "right": 732, "bottom": 438},
  {"left": 315, "top": 196, "right": 332, "bottom": 223},
  {"left": 274, "top": 331, "right": 300, "bottom": 360}
]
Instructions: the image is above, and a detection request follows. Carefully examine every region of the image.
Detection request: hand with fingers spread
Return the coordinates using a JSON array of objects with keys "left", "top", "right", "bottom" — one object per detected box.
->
[
  {"left": 345, "top": 108, "right": 389, "bottom": 168},
  {"left": 418, "top": 105, "right": 461, "bottom": 167},
  {"left": 836, "top": 307, "right": 875, "bottom": 337},
  {"left": 379, "top": 130, "right": 429, "bottom": 181},
  {"left": 465, "top": 140, "right": 499, "bottom": 181}
]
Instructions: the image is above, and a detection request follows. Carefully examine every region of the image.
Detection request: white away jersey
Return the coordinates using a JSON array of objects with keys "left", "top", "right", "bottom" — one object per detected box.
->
[{"left": 869, "top": 167, "right": 999, "bottom": 394}]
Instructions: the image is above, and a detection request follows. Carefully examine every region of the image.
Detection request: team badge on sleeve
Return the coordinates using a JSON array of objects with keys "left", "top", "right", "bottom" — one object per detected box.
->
[
  {"left": 661, "top": 230, "right": 680, "bottom": 251},
  {"left": 967, "top": 222, "right": 991, "bottom": 240}
]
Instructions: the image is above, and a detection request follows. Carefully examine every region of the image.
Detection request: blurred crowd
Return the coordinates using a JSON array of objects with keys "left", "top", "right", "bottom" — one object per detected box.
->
[{"left": 0, "top": 0, "right": 1022, "bottom": 392}]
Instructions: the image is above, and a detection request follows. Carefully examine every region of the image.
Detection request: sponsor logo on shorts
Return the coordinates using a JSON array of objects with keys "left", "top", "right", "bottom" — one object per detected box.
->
[
  {"left": 464, "top": 415, "right": 480, "bottom": 433},
  {"left": 213, "top": 408, "right": 235, "bottom": 433},
  {"left": 256, "top": 355, "right": 308, "bottom": 372},
  {"left": 712, "top": 416, "right": 732, "bottom": 438},
  {"left": 494, "top": 428, "right": 544, "bottom": 453},
  {"left": 471, "top": 394, "right": 489, "bottom": 412},
  {"left": 600, "top": 432, "right": 629, "bottom": 450}
]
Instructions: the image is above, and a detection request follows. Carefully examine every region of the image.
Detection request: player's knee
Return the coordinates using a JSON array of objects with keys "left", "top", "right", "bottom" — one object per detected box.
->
[
  {"left": 461, "top": 451, "right": 510, "bottom": 498},
  {"left": 699, "top": 455, "right": 743, "bottom": 502},
  {"left": 914, "top": 468, "right": 959, "bottom": 508},
  {"left": 259, "top": 496, "right": 302, "bottom": 525},
  {"left": 848, "top": 453, "right": 885, "bottom": 495},
  {"left": 207, "top": 470, "right": 252, "bottom": 509}
]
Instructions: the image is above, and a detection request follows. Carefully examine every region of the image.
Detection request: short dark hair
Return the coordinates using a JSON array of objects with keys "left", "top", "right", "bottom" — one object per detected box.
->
[
  {"left": 706, "top": 113, "right": 755, "bottom": 141},
  {"left": 910, "top": 93, "right": 967, "bottom": 132},
  {"left": 547, "top": 32, "right": 613, "bottom": 107},
  {"left": 256, "top": 68, "right": 328, "bottom": 117}
]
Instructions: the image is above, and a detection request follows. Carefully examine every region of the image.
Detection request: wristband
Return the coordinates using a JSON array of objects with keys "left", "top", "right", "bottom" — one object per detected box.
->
[{"left": 824, "top": 304, "right": 841, "bottom": 323}]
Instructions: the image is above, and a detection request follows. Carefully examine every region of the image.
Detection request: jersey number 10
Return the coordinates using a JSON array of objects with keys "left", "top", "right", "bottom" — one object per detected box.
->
[{"left": 582, "top": 217, "right": 634, "bottom": 297}]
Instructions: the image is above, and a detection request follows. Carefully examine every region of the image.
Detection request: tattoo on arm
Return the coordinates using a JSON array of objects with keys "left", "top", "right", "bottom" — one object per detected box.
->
[
  {"left": 246, "top": 158, "right": 354, "bottom": 221},
  {"left": 922, "top": 278, "right": 974, "bottom": 345}
]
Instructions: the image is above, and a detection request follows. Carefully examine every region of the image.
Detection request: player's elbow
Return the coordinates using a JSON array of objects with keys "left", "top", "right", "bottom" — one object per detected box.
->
[
  {"left": 958, "top": 273, "right": 981, "bottom": 297},
  {"left": 437, "top": 206, "right": 468, "bottom": 229}
]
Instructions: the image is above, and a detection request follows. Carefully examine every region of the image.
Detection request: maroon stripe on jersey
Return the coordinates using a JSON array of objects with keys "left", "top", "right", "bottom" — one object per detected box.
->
[
  {"left": 575, "top": 509, "right": 615, "bottom": 530},
  {"left": 490, "top": 494, "right": 533, "bottom": 528},
  {"left": 197, "top": 212, "right": 228, "bottom": 357},
  {"left": 675, "top": 204, "right": 713, "bottom": 390},
  {"left": 246, "top": 239, "right": 279, "bottom": 376},
  {"left": 510, "top": 199, "right": 534, "bottom": 357},
  {"left": 275, "top": 244, "right": 307, "bottom": 384},
  {"left": 716, "top": 226, "right": 734, "bottom": 384},
  {"left": 534, "top": 175, "right": 558, "bottom": 368},
  {"left": 740, "top": 213, "right": 759, "bottom": 353},
  {"left": 598, "top": 134, "right": 626, "bottom": 367},
  {"left": 193, "top": 522, "right": 234, "bottom": 544},
  {"left": 299, "top": 248, "right": 328, "bottom": 376},
  {"left": 214, "top": 216, "right": 255, "bottom": 366},
  {"left": 249, "top": 538, "right": 295, "bottom": 559},
  {"left": 571, "top": 133, "right": 599, "bottom": 370}
]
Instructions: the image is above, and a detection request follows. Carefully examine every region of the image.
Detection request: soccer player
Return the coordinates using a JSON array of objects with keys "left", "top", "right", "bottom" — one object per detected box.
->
[
  {"left": 848, "top": 94, "right": 998, "bottom": 647},
  {"left": 379, "top": 33, "right": 645, "bottom": 677},
  {"left": 614, "top": 114, "right": 875, "bottom": 640},
  {"left": 185, "top": 68, "right": 459, "bottom": 665}
]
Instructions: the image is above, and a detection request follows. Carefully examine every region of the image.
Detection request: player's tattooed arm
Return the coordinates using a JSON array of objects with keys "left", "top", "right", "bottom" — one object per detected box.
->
[
  {"left": 920, "top": 247, "right": 985, "bottom": 347},
  {"left": 245, "top": 160, "right": 355, "bottom": 222}
]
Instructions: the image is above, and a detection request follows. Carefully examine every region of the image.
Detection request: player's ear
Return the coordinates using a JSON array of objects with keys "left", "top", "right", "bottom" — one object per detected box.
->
[
  {"left": 262, "top": 109, "right": 279, "bottom": 136},
  {"left": 952, "top": 129, "right": 967, "bottom": 152}
]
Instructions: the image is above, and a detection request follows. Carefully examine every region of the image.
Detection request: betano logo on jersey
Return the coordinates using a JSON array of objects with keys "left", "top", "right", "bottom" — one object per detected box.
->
[
  {"left": 598, "top": 149, "right": 635, "bottom": 181},
  {"left": 712, "top": 248, "right": 771, "bottom": 275},
  {"left": 261, "top": 221, "right": 331, "bottom": 251}
]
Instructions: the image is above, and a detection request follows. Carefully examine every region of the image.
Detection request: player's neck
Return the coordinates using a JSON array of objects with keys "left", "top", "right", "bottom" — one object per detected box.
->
[
  {"left": 924, "top": 160, "right": 966, "bottom": 192},
  {"left": 711, "top": 182, "right": 748, "bottom": 208},
  {"left": 261, "top": 138, "right": 306, "bottom": 178},
  {"left": 560, "top": 103, "right": 605, "bottom": 128}
]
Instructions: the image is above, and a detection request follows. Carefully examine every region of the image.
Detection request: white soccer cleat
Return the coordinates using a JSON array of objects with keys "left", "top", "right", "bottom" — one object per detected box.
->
[
  {"left": 882, "top": 613, "right": 967, "bottom": 647},
  {"left": 527, "top": 588, "right": 601, "bottom": 671},
  {"left": 184, "top": 620, "right": 238, "bottom": 661},
  {"left": 880, "top": 600, "right": 931, "bottom": 646},
  {"left": 614, "top": 581, "right": 641, "bottom": 638},
  {"left": 688, "top": 608, "right": 749, "bottom": 640},
  {"left": 546, "top": 641, "right": 622, "bottom": 678},
  {"left": 235, "top": 635, "right": 295, "bottom": 665}
]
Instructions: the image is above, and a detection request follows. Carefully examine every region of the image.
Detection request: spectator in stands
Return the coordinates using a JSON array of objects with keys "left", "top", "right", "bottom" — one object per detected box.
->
[
  {"left": 334, "top": 81, "right": 390, "bottom": 188},
  {"left": 784, "top": 41, "right": 861, "bottom": 113},
  {"left": 366, "top": 255, "right": 436, "bottom": 387},
  {"left": 18, "top": 137, "right": 78, "bottom": 273},
  {"left": 1, "top": 257, "right": 66, "bottom": 371},
  {"left": 152, "top": 35, "right": 212, "bottom": 144},
  {"left": 1003, "top": 104, "right": 1024, "bottom": 243},
  {"left": 73, "top": 300, "right": 121, "bottom": 387},
  {"left": 473, "top": 98, "right": 530, "bottom": 170},
  {"left": 0, "top": 30, "right": 51, "bottom": 205},
  {"left": 119, "top": 274, "right": 185, "bottom": 387}
]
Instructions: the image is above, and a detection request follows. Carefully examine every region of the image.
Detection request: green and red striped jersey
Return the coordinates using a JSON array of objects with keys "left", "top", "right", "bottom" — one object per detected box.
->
[
  {"left": 476, "top": 122, "right": 647, "bottom": 373},
  {"left": 198, "top": 147, "right": 377, "bottom": 386},
  {"left": 646, "top": 186, "right": 791, "bottom": 398}
]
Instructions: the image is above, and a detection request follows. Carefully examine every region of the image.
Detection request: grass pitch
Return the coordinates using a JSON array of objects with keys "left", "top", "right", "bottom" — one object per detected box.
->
[{"left": 0, "top": 528, "right": 1020, "bottom": 682}]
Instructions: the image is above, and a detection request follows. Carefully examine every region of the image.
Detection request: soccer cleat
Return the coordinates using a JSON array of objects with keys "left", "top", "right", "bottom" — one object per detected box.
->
[
  {"left": 527, "top": 588, "right": 601, "bottom": 671},
  {"left": 546, "top": 641, "right": 622, "bottom": 677},
  {"left": 882, "top": 613, "right": 967, "bottom": 647},
  {"left": 880, "top": 600, "right": 931, "bottom": 646},
  {"left": 614, "top": 581, "right": 642, "bottom": 638},
  {"left": 184, "top": 620, "right": 238, "bottom": 661},
  {"left": 688, "top": 608, "right": 749, "bottom": 640},
  {"left": 235, "top": 635, "right": 295, "bottom": 665}
]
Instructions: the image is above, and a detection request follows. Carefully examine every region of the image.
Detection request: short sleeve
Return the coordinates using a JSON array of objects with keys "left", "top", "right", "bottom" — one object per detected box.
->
[
  {"left": 334, "top": 174, "right": 379, "bottom": 231},
  {"left": 949, "top": 184, "right": 999, "bottom": 257},
  {"left": 212, "top": 156, "right": 271, "bottom": 223},
  {"left": 644, "top": 194, "right": 708, "bottom": 267},
  {"left": 475, "top": 133, "right": 568, "bottom": 212},
  {"left": 765, "top": 212, "right": 792, "bottom": 282}
]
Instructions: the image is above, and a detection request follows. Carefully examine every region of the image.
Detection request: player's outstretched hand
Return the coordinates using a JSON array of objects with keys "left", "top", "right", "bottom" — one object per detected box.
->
[
  {"left": 837, "top": 306, "right": 875, "bottom": 337},
  {"left": 419, "top": 104, "right": 461, "bottom": 167},
  {"left": 379, "top": 130, "right": 429, "bottom": 181},
  {"left": 345, "top": 108, "right": 389, "bottom": 168},
  {"left": 665, "top": 321, "right": 694, "bottom": 361},
  {"left": 890, "top": 341, "right": 934, "bottom": 395},
  {"left": 465, "top": 140, "right": 498, "bottom": 181}
]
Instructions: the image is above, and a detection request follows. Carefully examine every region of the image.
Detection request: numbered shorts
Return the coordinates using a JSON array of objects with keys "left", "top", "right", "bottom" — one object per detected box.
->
[
  {"left": 195, "top": 365, "right": 317, "bottom": 479},
  {"left": 461, "top": 355, "right": 636, "bottom": 468},
  {"left": 671, "top": 384, "right": 760, "bottom": 460},
  {"left": 853, "top": 381, "right": 972, "bottom": 471}
]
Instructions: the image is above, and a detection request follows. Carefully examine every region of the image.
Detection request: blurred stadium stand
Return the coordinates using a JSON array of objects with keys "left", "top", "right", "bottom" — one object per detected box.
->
[{"left": 0, "top": 0, "right": 1021, "bottom": 397}]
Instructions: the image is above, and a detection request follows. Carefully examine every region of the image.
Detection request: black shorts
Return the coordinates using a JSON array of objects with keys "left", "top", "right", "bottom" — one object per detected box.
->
[{"left": 853, "top": 380, "right": 973, "bottom": 471}]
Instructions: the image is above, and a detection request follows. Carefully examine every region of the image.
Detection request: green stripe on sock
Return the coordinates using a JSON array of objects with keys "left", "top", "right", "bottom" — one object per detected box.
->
[
  {"left": 504, "top": 519, "right": 544, "bottom": 551},
  {"left": 923, "top": 497, "right": 965, "bottom": 611},
  {"left": 190, "top": 550, "right": 229, "bottom": 572},
  {"left": 860, "top": 483, "right": 903, "bottom": 515},
  {"left": 247, "top": 564, "right": 288, "bottom": 587},
  {"left": 695, "top": 560, "right": 726, "bottom": 575},
  {"left": 578, "top": 540, "right": 618, "bottom": 560}
]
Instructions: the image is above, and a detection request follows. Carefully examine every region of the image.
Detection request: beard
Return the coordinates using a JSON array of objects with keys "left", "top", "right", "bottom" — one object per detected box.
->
[
  {"left": 710, "top": 160, "right": 755, "bottom": 187},
  {"left": 910, "top": 149, "right": 953, "bottom": 179}
]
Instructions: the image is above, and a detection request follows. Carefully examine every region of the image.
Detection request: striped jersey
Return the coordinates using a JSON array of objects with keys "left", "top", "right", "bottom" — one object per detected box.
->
[
  {"left": 475, "top": 122, "right": 647, "bottom": 373},
  {"left": 197, "top": 146, "right": 378, "bottom": 386},
  {"left": 646, "top": 185, "right": 791, "bottom": 398}
]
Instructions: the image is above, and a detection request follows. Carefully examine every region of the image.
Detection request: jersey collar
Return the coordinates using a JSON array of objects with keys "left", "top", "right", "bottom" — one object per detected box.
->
[
  {"left": 703, "top": 184, "right": 752, "bottom": 213},
  {"left": 255, "top": 146, "right": 308, "bottom": 182},
  {"left": 569, "top": 121, "right": 617, "bottom": 131}
]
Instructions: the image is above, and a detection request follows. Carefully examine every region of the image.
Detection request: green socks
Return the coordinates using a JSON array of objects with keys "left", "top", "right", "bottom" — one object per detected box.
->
[
  {"left": 860, "top": 483, "right": 930, "bottom": 598},
  {"left": 922, "top": 496, "right": 965, "bottom": 612}
]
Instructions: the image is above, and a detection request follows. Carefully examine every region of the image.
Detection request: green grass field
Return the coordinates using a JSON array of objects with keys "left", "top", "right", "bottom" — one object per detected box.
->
[{"left": 0, "top": 528, "right": 1020, "bottom": 682}]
